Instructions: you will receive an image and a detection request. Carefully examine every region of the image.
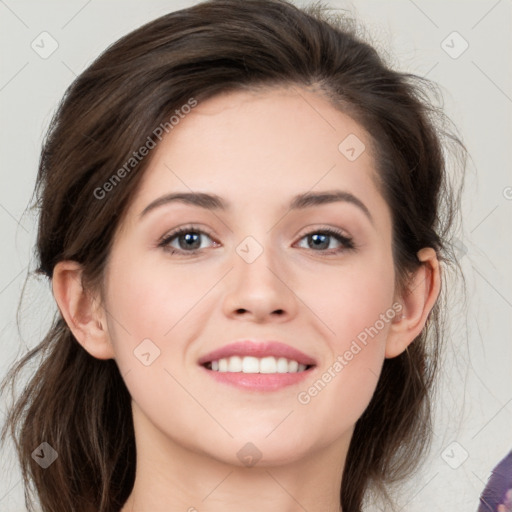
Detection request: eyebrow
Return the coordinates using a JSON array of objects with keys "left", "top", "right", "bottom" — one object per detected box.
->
[{"left": 139, "top": 190, "right": 373, "bottom": 224}]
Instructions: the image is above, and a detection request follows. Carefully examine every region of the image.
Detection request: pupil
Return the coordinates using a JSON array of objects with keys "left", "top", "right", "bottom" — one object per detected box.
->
[
  {"left": 181, "top": 233, "right": 200, "bottom": 250},
  {"left": 311, "top": 233, "right": 328, "bottom": 250}
]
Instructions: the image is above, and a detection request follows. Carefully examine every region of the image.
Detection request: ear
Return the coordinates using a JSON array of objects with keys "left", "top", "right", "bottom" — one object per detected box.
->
[
  {"left": 385, "top": 247, "right": 441, "bottom": 359},
  {"left": 52, "top": 261, "right": 115, "bottom": 360}
]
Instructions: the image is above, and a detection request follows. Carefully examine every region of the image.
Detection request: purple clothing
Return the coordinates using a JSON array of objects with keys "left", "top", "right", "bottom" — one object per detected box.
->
[{"left": 478, "top": 450, "right": 512, "bottom": 511}]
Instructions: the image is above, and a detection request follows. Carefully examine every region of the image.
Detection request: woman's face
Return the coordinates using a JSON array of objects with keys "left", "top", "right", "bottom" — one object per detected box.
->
[{"left": 102, "top": 86, "right": 398, "bottom": 466}]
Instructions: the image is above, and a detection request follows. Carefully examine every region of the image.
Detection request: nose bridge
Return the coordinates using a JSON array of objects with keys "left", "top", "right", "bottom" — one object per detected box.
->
[
  {"left": 222, "top": 229, "right": 297, "bottom": 320},
  {"left": 230, "top": 208, "right": 278, "bottom": 267},
  {"left": 234, "top": 232, "right": 282, "bottom": 290}
]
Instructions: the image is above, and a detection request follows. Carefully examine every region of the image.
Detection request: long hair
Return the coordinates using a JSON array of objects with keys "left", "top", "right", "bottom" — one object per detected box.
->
[{"left": 1, "top": 1, "right": 466, "bottom": 510}]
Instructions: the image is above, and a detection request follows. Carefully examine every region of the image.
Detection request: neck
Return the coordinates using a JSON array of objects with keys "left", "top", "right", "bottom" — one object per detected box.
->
[{"left": 121, "top": 402, "right": 348, "bottom": 512}]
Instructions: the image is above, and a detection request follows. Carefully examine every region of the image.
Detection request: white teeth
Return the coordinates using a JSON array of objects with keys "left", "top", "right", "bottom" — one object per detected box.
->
[
  {"left": 207, "top": 355, "right": 309, "bottom": 373},
  {"left": 276, "top": 357, "right": 288, "bottom": 373},
  {"left": 242, "top": 356, "right": 259, "bottom": 373},
  {"left": 260, "top": 356, "right": 276, "bottom": 373},
  {"left": 288, "top": 360, "right": 299, "bottom": 372},
  {"left": 228, "top": 355, "right": 243, "bottom": 372}
]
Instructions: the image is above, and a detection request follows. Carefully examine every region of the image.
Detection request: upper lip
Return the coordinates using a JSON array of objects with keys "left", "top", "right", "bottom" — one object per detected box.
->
[{"left": 198, "top": 340, "right": 317, "bottom": 366}]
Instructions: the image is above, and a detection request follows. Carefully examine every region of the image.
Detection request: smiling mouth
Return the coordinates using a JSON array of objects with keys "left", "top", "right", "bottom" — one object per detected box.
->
[{"left": 202, "top": 355, "right": 315, "bottom": 374}]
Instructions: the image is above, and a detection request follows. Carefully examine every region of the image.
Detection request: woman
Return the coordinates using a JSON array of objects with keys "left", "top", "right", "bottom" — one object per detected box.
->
[{"left": 0, "top": 0, "right": 466, "bottom": 510}]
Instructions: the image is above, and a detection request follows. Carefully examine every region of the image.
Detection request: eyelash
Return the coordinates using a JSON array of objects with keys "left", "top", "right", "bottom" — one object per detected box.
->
[{"left": 158, "top": 224, "right": 356, "bottom": 256}]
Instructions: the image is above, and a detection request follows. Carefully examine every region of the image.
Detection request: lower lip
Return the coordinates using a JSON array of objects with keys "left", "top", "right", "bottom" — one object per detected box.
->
[{"left": 199, "top": 365, "right": 315, "bottom": 391}]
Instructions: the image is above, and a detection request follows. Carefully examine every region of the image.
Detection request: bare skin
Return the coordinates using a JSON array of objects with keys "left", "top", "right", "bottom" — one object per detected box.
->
[{"left": 52, "top": 86, "right": 440, "bottom": 512}]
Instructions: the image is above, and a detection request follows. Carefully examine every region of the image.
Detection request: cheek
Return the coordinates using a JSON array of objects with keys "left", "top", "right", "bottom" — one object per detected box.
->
[
  {"left": 303, "top": 253, "right": 396, "bottom": 350},
  {"left": 105, "top": 252, "right": 206, "bottom": 343},
  {"left": 295, "top": 254, "right": 395, "bottom": 422},
  {"left": 103, "top": 257, "right": 205, "bottom": 431},
  {"left": 102, "top": 252, "right": 188, "bottom": 374}
]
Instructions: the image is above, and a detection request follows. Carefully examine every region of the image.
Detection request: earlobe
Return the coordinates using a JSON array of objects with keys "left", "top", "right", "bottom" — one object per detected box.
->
[
  {"left": 51, "top": 261, "right": 115, "bottom": 360},
  {"left": 385, "top": 247, "right": 441, "bottom": 359}
]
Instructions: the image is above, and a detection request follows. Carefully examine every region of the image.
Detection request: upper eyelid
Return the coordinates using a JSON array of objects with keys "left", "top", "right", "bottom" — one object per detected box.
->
[
  {"left": 161, "top": 224, "right": 352, "bottom": 238},
  {"left": 161, "top": 225, "right": 216, "bottom": 241}
]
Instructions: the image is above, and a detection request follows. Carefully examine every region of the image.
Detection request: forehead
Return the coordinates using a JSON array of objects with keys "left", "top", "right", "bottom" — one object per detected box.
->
[{"left": 124, "top": 86, "right": 388, "bottom": 224}]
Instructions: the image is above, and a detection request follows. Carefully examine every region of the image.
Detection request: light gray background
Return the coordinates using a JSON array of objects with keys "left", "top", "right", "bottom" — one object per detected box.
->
[{"left": 0, "top": 0, "right": 511, "bottom": 510}]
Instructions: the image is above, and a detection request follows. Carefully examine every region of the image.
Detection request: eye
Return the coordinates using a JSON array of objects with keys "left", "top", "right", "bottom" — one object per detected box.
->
[
  {"left": 158, "top": 225, "right": 355, "bottom": 256},
  {"left": 158, "top": 225, "right": 218, "bottom": 255},
  {"left": 295, "top": 227, "right": 355, "bottom": 254}
]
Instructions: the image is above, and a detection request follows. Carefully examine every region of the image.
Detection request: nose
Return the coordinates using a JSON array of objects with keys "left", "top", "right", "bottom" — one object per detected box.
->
[{"left": 222, "top": 240, "right": 298, "bottom": 324}]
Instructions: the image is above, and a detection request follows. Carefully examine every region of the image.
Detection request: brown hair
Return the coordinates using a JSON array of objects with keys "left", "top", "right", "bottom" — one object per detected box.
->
[{"left": 0, "top": 0, "right": 466, "bottom": 510}]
